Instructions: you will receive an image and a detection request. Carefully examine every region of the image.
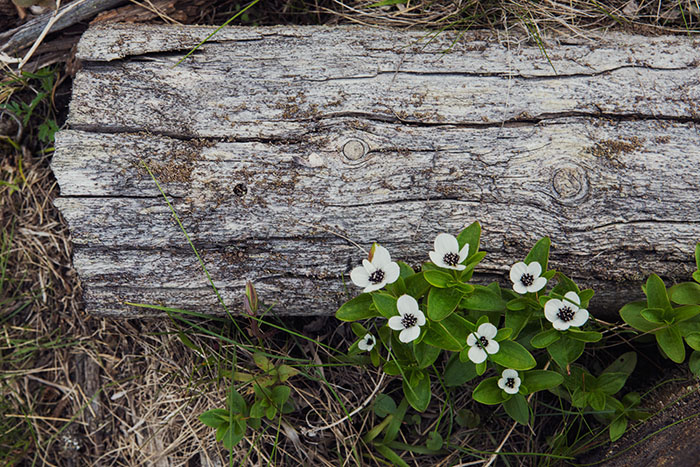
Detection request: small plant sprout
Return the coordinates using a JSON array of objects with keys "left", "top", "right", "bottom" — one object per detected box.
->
[
  {"left": 429, "top": 233, "right": 470, "bottom": 270},
  {"left": 350, "top": 243, "right": 400, "bottom": 292},
  {"left": 388, "top": 295, "right": 426, "bottom": 343},
  {"left": 498, "top": 369, "right": 521, "bottom": 395},
  {"left": 466, "top": 322, "right": 500, "bottom": 364},
  {"left": 510, "top": 261, "right": 547, "bottom": 294},
  {"left": 358, "top": 333, "right": 376, "bottom": 351},
  {"left": 545, "top": 291, "right": 589, "bottom": 330}
]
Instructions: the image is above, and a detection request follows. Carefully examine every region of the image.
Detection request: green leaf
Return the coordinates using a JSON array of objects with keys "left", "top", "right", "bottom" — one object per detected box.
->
[
  {"left": 426, "top": 431, "right": 443, "bottom": 451},
  {"left": 673, "top": 305, "right": 700, "bottom": 323},
  {"left": 428, "top": 286, "right": 464, "bottom": 321},
  {"left": 462, "top": 285, "right": 507, "bottom": 312},
  {"left": 383, "top": 360, "right": 400, "bottom": 375},
  {"left": 571, "top": 388, "right": 588, "bottom": 408},
  {"left": 249, "top": 400, "right": 266, "bottom": 419},
  {"left": 685, "top": 333, "right": 700, "bottom": 351},
  {"left": 548, "top": 335, "right": 585, "bottom": 368},
  {"left": 689, "top": 350, "right": 700, "bottom": 376},
  {"left": 589, "top": 391, "right": 606, "bottom": 411},
  {"left": 351, "top": 322, "right": 368, "bottom": 338},
  {"left": 405, "top": 272, "right": 431, "bottom": 299},
  {"left": 503, "top": 393, "right": 530, "bottom": 425},
  {"left": 506, "top": 298, "right": 528, "bottom": 311},
  {"left": 424, "top": 270, "right": 452, "bottom": 288},
  {"left": 414, "top": 340, "right": 442, "bottom": 369},
  {"left": 490, "top": 340, "right": 536, "bottom": 370},
  {"left": 373, "top": 444, "right": 410, "bottom": 467},
  {"left": 373, "top": 293, "right": 398, "bottom": 319},
  {"left": 265, "top": 405, "right": 277, "bottom": 420},
  {"left": 253, "top": 353, "right": 273, "bottom": 372},
  {"left": 530, "top": 329, "right": 561, "bottom": 349},
  {"left": 457, "top": 221, "right": 481, "bottom": 258},
  {"left": 551, "top": 272, "right": 580, "bottom": 297},
  {"left": 505, "top": 309, "right": 530, "bottom": 339},
  {"left": 578, "top": 289, "right": 595, "bottom": 308},
  {"left": 603, "top": 352, "right": 637, "bottom": 376},
  {"left": 472, "top": 377, "right": 508, "bottom": 405},
  {"left": 640, "top": 307, "right": 666, "bottom": 324},
  {"left": 609, "top": 417, "right": 628, "bottom": 442},
  {"left": 567, "top": 329, "right": 603, "bottom": 343},
  {"left": 200, "top": 408, "right": 230, "bottom": 428},
  {"left": 620, "top": 300, "right": 659, "bottom": 332},
  {"left": 595, "top": 372, "right": 628, "bottom": 395},
  {"left": 455, "top": 409, "right": 480, "bottom": 428},
  {"left": 227, "top": 388, "right": 247, "bottom": 414},
  {"left": 373, "top": 394, "right": 397, "bottom": 418},
  {"left": 336, "top": 293, "right": 376, "bottom": 321},
  {"left": 367, "top": 0, "right": 407, "bottom": 8},
  {"left": 656, "top": 325, "right": 685, "bottom": 363},
  {"left": 495, "top": 328, "right": 512, "bottom": 341},
  {"left": 423, "top": 313, "right": 471, "bottom": 352},
  {"left": 524, "top": 237, "right": 551, "bottom": 272},
  {"left": 444, "top": 353, "right": 478, "bottom": 387},
  {"left": 270, "top": 385, "right": 291, "bottom": 407},
  {"left": 694, "top": 271, "right": 700, "bottom": 284},
  {"left": 645, "top": 274, "right": 671, "bottom": 312},
  {"left": 397, "top": 261, "right": 415, "bottom": 279},
  {"left": 383, "top": 398, "right": 409, "bottom": 444},
  {"left": 696, "top": 243, "right": 700, "bottom": 271},
  {"left": 522, "top": 370, "right": 564, "bottom": 394},
  {"left": 222, "top": 421, "right": 245, "bottom": 449},
  {"left": 403, "top": 370, "right": 431, "bottom": 412},
  {"left": 476, "top": 360, "right": 487, "bottom": 375},
  {"left": 669, "top": 282, "right": 700, "bottom": 305}
]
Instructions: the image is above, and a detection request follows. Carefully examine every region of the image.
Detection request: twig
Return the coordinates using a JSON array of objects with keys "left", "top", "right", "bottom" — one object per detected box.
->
[{"left": 301, "top": 371, "right": 386, "bottom": 437}]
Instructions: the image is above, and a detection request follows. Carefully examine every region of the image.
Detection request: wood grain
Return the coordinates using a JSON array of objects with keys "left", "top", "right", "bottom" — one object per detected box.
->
[{"left": 52, "top": 24, "right": 700, "bottom": 317}]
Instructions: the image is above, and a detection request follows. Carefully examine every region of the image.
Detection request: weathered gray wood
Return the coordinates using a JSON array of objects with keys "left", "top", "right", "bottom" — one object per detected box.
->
[{"left": 52, "top": 24, "right": 700, "bottom": 317}]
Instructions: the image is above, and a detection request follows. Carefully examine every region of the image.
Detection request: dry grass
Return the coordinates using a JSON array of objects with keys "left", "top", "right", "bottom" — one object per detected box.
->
[{"left": 2, "top": 0, "right": 700, "bottom": 465}]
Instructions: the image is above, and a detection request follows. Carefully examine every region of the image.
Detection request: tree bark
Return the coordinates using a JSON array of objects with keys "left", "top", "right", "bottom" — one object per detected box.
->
[{"left": 52, "top": 24, "right": 700, "bottom": 317}]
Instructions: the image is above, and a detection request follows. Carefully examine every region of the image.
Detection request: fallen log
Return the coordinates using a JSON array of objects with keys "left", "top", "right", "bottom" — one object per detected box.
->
[{"left": 52, "top": 24, "right": 700, "bottom": 317}]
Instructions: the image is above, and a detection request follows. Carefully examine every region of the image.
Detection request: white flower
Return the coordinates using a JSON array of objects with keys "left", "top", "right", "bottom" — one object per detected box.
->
[
  {"left": 387, "top": 295, "right": 426, "bottom": 343},
  {"left": 509, "top": 261, "right": 547, "bottom": 294},
  {"left": 466, "top": 323, "right": 500, "bottom": 364},
  {"left": 544, "top": 291, "right": 589, "bottom": 331},
  {"left": 350, "top": 244, "right": 400, "bottom": 293},
  {"left": 358, "top": 333, "right": 376, "bottom": 351},
  {"left": 429, "top": 233, "right": 470, "bottom": 270},
  {"left": 498, "top": 369, "right": 521, "bottom": 395}
]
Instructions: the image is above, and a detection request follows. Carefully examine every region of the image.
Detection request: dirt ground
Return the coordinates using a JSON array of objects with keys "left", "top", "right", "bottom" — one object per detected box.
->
[{"left": 2, "top": 1, "right": 700, "bottom": 465}]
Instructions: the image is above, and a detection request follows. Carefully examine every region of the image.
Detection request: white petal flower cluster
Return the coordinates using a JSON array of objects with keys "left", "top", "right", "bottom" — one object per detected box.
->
[
  {"left": 350, "top": 244, "right": 400, "bottom": 293},
  {"left": 544, "top": 291, "right": 589, "bottom": 330},
  {"left": 466, "top": 323, "right": 500, "bottom": 364},
  {"left": 388, "top": 295, "right": 426, "bottom": 343},
  {"left": 429, "top": 233, "right": 470, "bottom": 270},
  {"left": 358, "top": 333, "right": 376, "bottom": 351},
  {"left": 509, "top": 261, "right": 547, "bottom": 294},
  {"left": 498, "top": 369, "right": 521, "bottom": 395}
]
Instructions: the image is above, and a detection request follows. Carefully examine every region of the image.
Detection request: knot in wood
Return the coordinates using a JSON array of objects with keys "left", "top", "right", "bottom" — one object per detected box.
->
[
  {"left": 342, "top": 139, "right": 367, "bottom": 161},
  {"left": 552, "top": 164, "right": 589, "bottom": 205}
]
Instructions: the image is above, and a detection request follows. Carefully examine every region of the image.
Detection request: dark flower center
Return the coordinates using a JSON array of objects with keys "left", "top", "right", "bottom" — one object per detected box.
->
[
  {"left": 369, "top": 269, "right": 385, "bottom": 284},
  {"left": 401, "top": 314, "right": 418, "bottom": 329},
  {"left": 476, "top": 336, "right": 489, "bottom": 349},
  {"left": 443, "top": 252, "right": 460, "bottom": 266},
  {"left": 557, "top": 306, "right": 575, "bottom": 322},
  {"left": 520, "top": 273, "right": 534, "bottom": 287},
  {"left": 505, "top": 377, "right": 516, "bottom": 388},
  {"left": 366, "top": 336, "right": 375, "bottom": 346}
]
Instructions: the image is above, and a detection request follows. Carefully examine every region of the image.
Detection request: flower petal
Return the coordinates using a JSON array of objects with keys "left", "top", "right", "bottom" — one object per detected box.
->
[
  {"left": 564, "top": 291, "right": 581, "bottom": 306},
  {"left": 455, "top": 264, "right": 467, "bottom": 271},
  {"left": 429, "top": 250, "right": 446, "bottom": 267},
  {"left": 372, "top": 245, "right": 392, "bottom": 267},
  {"left": 504, "top": 384, "right": 519, "bottom": 395},
  {"left": 544, "top": 299, "right": 561, "bottom": 323},
  {"left": 484, "top": 339, "right": 500, "bottom": 355},
  {"left": 399, "top": 326, "right": 421, "bottom": 343},
  {"left": 467, "top": 346, "right": 487, "bottom": 363},
  {"left": 498, "top": 378, "right": 508, "bottom": 390},
  {"left": 414, "top": 308, "right": 426, "bottom": 326},
  {"left": 552, "top": 319, "right": 570, "bottom": 331},
  {"left": 527, "top": 261, "right": 542, "bottom": 277},
  {"left": 350, "top": 266, "right": 370, "bottom": 288},
  {"left": 388, "top": 316, "right": 404, "bottom": 331},
  {"left": 384, "top": 261, "right": 401, "bottom": 285},
  {"left": 478, "top": 322, "right": 498, "bottom": 339},
  {"left": 362, "top": 259, "right": 376, "bottom": 273},
  {"left": 466, "top": 333, "right": 477, "bottom": 346},
  {"left": 569, "top": 309, "right": 589, "bottom": 327},
  {"left": 397, "top": 295, "right": 419, "bottom": 317},
  {"left": 364, "top": 282, "right": 385, "bottom": 293},
  {"left": 528, "top": 277, "right": 547, "bottom": 293},
  {"left": 468, "top": 346, "right": 487, "bottom": 364},
  {"left": 502, "top": 369, "right": 519, "bottom": 379},
  {"left": 509, "top": 262, "right": 528, "bottom": 283},
  {"left": 513, "top": 282, "right": 528, "bottom": 295},
  {"left": 458, "top": 243, "right": 470, "bottom": 262},
  {"left": 435, "top": 233, "right": 459, "bottom": 256}
]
